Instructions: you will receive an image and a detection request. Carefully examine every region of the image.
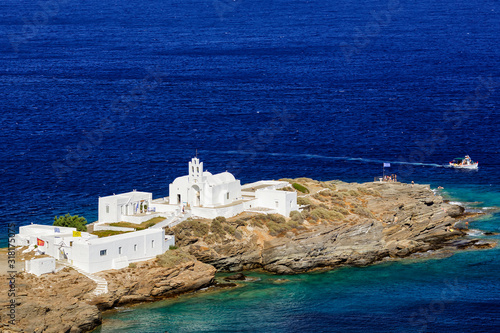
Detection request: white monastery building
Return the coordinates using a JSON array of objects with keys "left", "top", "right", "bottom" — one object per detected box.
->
[
  {"left": 16, "top": 157, "right": 297, "bottom": 276},
  {"left": 98, "top": 190, "right": 153, "bottom": 224},
  {"left": 95, "top": 157, "right": 298, "bottom": 223},
  {"left": 16, "top": 224, "right": 175, "bottom": 274}
]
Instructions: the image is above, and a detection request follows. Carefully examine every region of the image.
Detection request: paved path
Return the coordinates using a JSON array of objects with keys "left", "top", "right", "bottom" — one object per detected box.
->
[{"left": 59, "top": 261, "right": 108, "bottom": 296}]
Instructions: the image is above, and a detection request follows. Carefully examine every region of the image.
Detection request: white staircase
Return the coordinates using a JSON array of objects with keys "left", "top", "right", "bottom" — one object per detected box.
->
[{"left": 59, "top": 261, "right": 108, "bottom": 296}]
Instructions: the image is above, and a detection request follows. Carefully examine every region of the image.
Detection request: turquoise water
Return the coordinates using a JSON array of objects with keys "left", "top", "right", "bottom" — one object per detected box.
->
[
  {"left": 2, "top": 0, "right": 498, "bottom": 330},
  {"left": 94, "top": 185, "right": 500, "bottom": 333}
]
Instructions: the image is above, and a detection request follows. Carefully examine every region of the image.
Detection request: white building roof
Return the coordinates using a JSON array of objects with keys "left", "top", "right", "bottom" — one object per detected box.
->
[
  {"left": 78, "top": 228, "right": 162, "bottom": 246},
  {"left": 19, "top": 224, "right": 77, "bottom": 236},
  {"left": 100, "top": 190, "right": 152, "bottom": 203},
  {"left": 206, "top": 172, "right": 236, "bottom": 186}
]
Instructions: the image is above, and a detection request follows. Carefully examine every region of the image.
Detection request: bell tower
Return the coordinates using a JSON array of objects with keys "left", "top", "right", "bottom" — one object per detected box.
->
[{"left": 189, "top": 157, "right": 203, "bottom": 183}]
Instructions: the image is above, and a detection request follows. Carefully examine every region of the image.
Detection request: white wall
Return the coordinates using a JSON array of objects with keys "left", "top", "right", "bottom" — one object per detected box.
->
[
  {"left": 71, "top": 229, "right": 170, "bottom": 274},
  {"left": 255, "top": 189, "right": 298, "bottom": 217},
  {"left": 98, "top": 191, "right": 153, "bottom": 224},
  {"left": 191, "top": 203, "right": 245, "bottom": 219},
  {"left": 169, "top": 176, "right": 189, "bottom": 205},
  {"left": 121, "top": 212, "right": 166, "bottom": 224},
  {"left": 207, "top": 180, "right": 241, "bottom": 207},
  {"left": 25, "top": 258, "right": 55, "bottom": 276}
]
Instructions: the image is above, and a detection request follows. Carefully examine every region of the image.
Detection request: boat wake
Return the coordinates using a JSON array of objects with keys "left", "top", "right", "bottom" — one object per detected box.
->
[{"left": 204, "top": 150, "right": 448, "bottom": 168}]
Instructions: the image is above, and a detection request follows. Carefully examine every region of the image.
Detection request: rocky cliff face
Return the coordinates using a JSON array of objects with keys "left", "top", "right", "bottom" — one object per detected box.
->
[
  {"left": 0, "top": 253, "right": 215, "bottom": 333},
  {"left": 1, "top": 180, "right": 491, "bottom": 332},
  {"left": 175, "top": 180, "right": 488, "bottom": 274}
]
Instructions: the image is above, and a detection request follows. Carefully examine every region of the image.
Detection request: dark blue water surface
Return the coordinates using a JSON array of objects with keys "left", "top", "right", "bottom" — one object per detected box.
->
[{"left": 1, "top": 0, "right": 499, "bottom": 331}]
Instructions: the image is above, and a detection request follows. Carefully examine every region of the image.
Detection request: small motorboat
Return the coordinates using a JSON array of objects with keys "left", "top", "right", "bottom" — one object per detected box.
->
[{"left": 449, "top": 155, "right": 479, "bottom": 169}]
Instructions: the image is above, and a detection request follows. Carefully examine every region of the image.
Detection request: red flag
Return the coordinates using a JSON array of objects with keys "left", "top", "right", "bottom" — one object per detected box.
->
[{"left": 37, "top": 238, "right": 45, "bottom": 246}]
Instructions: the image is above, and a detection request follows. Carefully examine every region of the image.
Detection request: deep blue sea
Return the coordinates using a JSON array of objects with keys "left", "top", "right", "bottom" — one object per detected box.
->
[{"left": 1, "top": 0, "right": 499, "bottom": 331}]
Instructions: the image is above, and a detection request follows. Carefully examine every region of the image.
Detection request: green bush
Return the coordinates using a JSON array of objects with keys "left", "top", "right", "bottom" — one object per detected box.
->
[
  {"left": 223, "top": 224, "right": 236, "bottom": 235},
  {"left": 290, "top": 211, "right": 304, "bottom": 224},
  {"left": 347, "top": 190, "right": 361, "bottom": 197},
  {"left": 312, "top": 193, "right": 329, "bottom": 202},
  {"left": 297, "top": 197, "right": 312, "bottom": 206},
  {"left": 331, "top": 192, "right": 346, "bottom": 200},
  {"left": 286, "top": 219, "right": 299, "bottom": 229},
  {"left": 310, "top": 208, "right": 344, "bottom": 221},
  {"left": 357, "top": 187, "right": 381, "bottom": 196},
  {"left": 234, "top": 219, "right": 247, "bottom": 227},
  {"left": 331, "top": 199, "right": 347, "bottom": 207},
  {"left": 92, "top": 230, "right": 131, "bottom": 238},
  {"left": 211, "top": 217, "right": 226, "bottom": 235},
  {"left": 54, "top": 213, "right": 87, "bottom": 231},
  {"left": 319, "top": 182, "right": 337, "bottom": 191},
  {"left": 331, "top": 206, "right": 350, "bottom": 216},
  {"left": 353, "top": 207, "right": 375, "bottom": 218},
  {"left": 176, "top": 218, "right": 209, "bottom": 237},
  {"left": 157, "top": 249, "right": 194, "bottom": 267},
  {"left": 169, "top": 245, "right": 178, "bottom": 250},
  {"left": 292, "top": 183, "right": 310, "bottom": 194},
  {"left": 319, "top": 189, "right": 335, "bottom": 197},
  {"left": 267, "top": 221, "right": 292, "bottom": 236}
]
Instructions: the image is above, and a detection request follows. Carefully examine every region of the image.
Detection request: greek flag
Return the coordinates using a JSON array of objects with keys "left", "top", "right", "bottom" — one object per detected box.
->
[{"left": 383, "top": 163, "right": 391, "bottom": 167}]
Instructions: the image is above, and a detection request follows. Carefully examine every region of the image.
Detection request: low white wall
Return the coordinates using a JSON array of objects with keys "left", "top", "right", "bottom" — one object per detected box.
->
[
  {"left": 71, "top": 229, "right": 168, "bottom": 274},
  {"left": 191, "top": 203, "right": 245, "bottom": 219},
  {"left": 25, "top": 258, "right": 55, "bottom": 276},
  {"left": 255, "top": 189, "right": 297, "bottom": 217},
  {"left": 150, "top": 202, "right": 179, "bottom": 214},
  {"left": 164, "top": 235, "right": 175, "bottom": 250},
  {"left": 121, "top": 212, "right": 165, "bottom": 224},
  {"left": 93, "top": 225, "right": 136, "bottom": 232}
]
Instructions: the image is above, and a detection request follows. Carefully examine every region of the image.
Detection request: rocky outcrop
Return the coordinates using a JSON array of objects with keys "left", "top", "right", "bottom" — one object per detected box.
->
[
  {"left": 1, "top": 180, "right": 494, "bottom": 332},
  {"left": 92, "top": 254, "right": 216, "bottom": 310},
  {"left": 0, "top": 252, "right": 215, "bottom": 333},
  {"left": 177, "top": 180, "right": 494, "bottom": 274}
]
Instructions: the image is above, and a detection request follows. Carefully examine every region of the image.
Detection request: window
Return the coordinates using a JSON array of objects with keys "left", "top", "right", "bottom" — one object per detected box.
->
[
  {"left": 134, "top": 244, "right": 137, "bottom": 251},
  {"left": 118, "top": 247, "right": 122, "bottom": 255},
  {"left": 227, "top": 193, "right": 229, "bottom": 200},
  {"left": 70, "top": 241, "right": 73, "bottom": 247},
  {"left": 275, "top": 200, "right": 279, "bottom": 208},
  {"left": 151, "top": 240, "right": 155, "bottom": 248},
  {"left": 197, "top": 167, "right": 199, "bottom": 173},
  {"left": 106, "top": 205, "right": 109, "bottom": 214},
  {"left": 100, "top": 249, "right": 107, "bottom": 256},
  {"left": 192, "top": 166, "right": 194, "bottom": 172}
]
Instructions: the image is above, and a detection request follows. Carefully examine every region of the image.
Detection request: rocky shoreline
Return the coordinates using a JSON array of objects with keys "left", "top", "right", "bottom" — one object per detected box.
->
[
  {"left": 1, "top": 180, "right": 496, "bottom": 332},
  {"left": 175, "top": 179, "right": 496, "bottom": 274}
]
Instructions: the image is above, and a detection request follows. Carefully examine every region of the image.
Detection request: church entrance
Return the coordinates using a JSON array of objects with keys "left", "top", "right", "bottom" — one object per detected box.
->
[{"left": 191, "top": 185, "right": 201, "bottom": 207}]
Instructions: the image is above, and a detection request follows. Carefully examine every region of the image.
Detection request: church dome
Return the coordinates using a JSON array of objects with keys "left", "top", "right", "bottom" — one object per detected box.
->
[{"left": 206, "top": 171, "right": 236, "bottom": 186}]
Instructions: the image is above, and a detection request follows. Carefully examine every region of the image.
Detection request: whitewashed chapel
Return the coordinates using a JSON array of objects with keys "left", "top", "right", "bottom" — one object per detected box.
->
[
  {"left": 96, "top": 157, "right": 298, "bottom": 222},
  {"left": 16, "top": 157, "right": 298, "bottom": 275}
]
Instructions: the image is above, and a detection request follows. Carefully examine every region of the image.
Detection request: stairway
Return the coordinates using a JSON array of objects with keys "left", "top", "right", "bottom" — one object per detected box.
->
[{"left": 59, "top": 261, "right": 108, "bottom": 296}]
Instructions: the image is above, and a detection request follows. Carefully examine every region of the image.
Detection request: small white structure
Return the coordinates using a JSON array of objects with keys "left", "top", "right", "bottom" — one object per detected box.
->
[
  {"left": 15, "top": 224, "right": 175, "bottom": 274},
  {"left": 25, "top": 257, "right": 56, "bottom": 276},
  {"left": 70, "top": 229, "right": 175, "bottom": 274},
  {"left": 96, "top": 158, "right": 299, "bottom": 222},
  {"left": 169, "top": 157, "right": 242, "bottom": 207},
  {"left": 16, "top": 224, "right": 79, "bottom": 247},
  {"left": 98, "top": 190, "right": 154, "bottom": 224}
]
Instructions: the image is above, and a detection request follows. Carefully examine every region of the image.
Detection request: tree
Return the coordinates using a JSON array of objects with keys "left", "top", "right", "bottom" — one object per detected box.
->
[{"left": 53, "top": 213, "right": 88, "bottom": 231}]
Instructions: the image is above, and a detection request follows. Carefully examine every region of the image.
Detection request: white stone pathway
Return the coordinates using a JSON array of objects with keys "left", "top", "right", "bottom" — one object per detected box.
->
[{"left": 59, "top": 261, "right": 108, "bottom": 296}]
